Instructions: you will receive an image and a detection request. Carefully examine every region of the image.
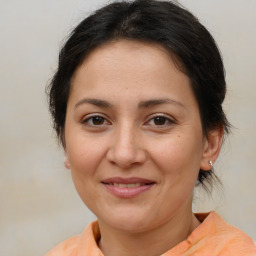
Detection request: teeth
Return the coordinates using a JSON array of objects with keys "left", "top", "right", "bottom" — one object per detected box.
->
[{"left": 113, "top": 183, "right": 142, "bottom": 188}]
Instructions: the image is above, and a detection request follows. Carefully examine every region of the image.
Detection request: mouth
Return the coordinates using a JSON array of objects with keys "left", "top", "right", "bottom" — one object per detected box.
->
[
  {"left": 101, "top": 177, "right": 156, "bottom": 198},
  {"left": 106, "top": 182, "right": 151, "bottom": 188}
]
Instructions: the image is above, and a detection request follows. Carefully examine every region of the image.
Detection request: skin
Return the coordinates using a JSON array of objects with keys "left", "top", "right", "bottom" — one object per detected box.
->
[{"left": 64, "top": 40, "right": 223, "bottom": 256}]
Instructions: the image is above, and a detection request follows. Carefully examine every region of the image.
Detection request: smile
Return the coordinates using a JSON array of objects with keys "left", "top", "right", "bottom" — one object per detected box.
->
[
  {"left": 111, "top": 183, "right": 146, "bottom": 188},
  {"left": 101, "top": 177, "right": 156, "bottom": 198}
]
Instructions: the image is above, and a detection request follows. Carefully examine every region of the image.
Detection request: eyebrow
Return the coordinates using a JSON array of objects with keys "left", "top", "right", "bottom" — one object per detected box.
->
[
  {"left": 75, "top": 98, "right": 113, "bottom": 109},
  {"left": 74, "top": 97, "right": 185, "bottom": 109},
  {"left": 138, "top": 98, "right": 185, "bottom": 109}
]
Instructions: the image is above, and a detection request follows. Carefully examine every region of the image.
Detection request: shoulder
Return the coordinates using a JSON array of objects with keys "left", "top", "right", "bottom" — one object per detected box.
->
[
  {"left": 195, "top": 212, "right": 256, "bottom": 255},
  {"left": 45, "top": 235, "right": 80, "bottom": 256},
  {"left": 44, "top": 221, "right": 101, "bottom": 256}
]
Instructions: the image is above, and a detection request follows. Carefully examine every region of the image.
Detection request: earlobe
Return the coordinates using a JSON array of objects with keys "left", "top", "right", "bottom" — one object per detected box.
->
[
  {"left": 64, "top": 156, "right": 71, "bottom": 169},
  {"left": 200, "top": 127, "right": 224, "bottom": 171}
]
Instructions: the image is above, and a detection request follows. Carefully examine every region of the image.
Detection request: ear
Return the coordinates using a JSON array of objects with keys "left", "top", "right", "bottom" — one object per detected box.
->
[
  {"left": 64, "top": 155, "right": 71, "bottom": 169},
  {"left": 200, "top": 126, "right": 224, "bottom": 171}
]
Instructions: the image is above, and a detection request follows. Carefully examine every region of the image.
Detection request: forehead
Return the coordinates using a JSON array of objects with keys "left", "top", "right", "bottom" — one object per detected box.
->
[
  {"left": 69, "top": 39, "right": 196, "bottom": 109},
  {"left": 80, "top": 39, "right": 182, "bottom": 73},
  {"left": 73, "top": 40, "right": 186, "bottom": 84}
]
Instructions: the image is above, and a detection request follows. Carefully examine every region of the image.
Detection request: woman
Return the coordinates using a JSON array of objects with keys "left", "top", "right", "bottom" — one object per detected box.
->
[{"left": 46, "top": 0, "right": 256, "bottom": 255}]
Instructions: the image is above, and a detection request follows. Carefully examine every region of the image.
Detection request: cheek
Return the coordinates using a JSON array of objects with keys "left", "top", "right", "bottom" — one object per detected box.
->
[
  {"left": 151, "top": 134, "right": 203, "bottom": 178},
  {"left": 66, "top": 133, "right": 106, "bottom": 179},
  {"left": 65, "top": 136, "right": 107, "bottom": 207}
]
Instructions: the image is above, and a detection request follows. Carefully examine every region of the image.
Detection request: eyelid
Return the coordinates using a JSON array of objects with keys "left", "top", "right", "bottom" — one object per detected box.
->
[
  {"left": 144, "top": 113, "right": 176, "bottom": 126},
  {"left": 81, "top": 113, "right": 112, "bottom": 126}
]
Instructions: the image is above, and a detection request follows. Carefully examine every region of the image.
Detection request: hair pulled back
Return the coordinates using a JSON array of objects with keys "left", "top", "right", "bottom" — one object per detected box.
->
[{"left": 48, "top": 0, "right": 230, "bottom": 189}]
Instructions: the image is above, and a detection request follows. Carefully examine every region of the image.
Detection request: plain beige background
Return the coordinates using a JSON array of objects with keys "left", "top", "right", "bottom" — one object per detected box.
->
[{"left": 0, "top": 0, "right": 255, "bottom": 255}]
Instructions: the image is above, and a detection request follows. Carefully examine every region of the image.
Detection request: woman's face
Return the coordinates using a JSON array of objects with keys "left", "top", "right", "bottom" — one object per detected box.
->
[{"left": 65, "top": 40, "right": 210, "bottom": 232}]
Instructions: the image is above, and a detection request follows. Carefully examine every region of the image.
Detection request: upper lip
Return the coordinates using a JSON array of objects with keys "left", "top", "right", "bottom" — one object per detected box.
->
[{"left": 101, "top": 177, "right": 156, "bottom": 184}]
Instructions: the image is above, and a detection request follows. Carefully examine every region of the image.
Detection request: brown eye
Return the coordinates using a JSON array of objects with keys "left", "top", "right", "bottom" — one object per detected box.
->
[
  {"left": 82, "top": 115, "right": 109, "bottom": 126},
  {"left": 146, "top": 114, "right": 175, "bottom": 128},
  {"left": 91, "top": 116, "right": 105, "bottom": 125},
  {"left": 153, "top": 116, "right": 168, "bottom": 125}
]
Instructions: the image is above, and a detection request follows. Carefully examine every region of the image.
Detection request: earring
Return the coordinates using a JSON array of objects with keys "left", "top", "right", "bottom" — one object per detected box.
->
[{"left": 208, "top": 160, "right": 213, "bottom": 167}]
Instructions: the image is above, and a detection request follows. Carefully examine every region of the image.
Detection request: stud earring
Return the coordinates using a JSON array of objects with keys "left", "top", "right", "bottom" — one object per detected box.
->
[{"left": 208, "top": 160, "right": 213, "bottom": 167}]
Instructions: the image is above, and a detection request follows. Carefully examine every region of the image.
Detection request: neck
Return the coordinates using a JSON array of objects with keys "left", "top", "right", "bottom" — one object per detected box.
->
[{"left": 98, "top": 208, "right": 200, "bottom": 256}]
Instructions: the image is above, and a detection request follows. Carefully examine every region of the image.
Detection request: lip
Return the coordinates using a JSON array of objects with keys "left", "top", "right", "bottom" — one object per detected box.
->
[{"left": 101, "top": 177, "right": 156, "bottom": 198}]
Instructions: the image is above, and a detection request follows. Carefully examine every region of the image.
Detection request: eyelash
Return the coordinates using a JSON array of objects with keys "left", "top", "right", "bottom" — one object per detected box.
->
[
  {"left": 82, "top": 114, "right": 111, "bottom": 127},
  {"left": 81, "top": 113, "right": 175, "bottom": 128},
  {"left": 145, "top": 114, "right": 175, "bottom": 127}
]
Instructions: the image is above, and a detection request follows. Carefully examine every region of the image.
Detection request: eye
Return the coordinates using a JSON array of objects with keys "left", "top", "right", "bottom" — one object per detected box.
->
[
  {"left": 151, "top": 116, "right": 169, "bottom": 125},
  {"left": 146, "top": 114, "right": 175, "bottom": 127},
  {"left": 82, "top": 115, "right": 110, "bottom": 127}
]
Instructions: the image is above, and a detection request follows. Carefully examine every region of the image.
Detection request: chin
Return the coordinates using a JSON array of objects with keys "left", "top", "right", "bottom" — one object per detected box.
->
[
  {"left": 96, "top": 206, "right": 160, "bottom": 233},
  {"left": 108, "top": 218, "right": 151, "bottom": 233}
]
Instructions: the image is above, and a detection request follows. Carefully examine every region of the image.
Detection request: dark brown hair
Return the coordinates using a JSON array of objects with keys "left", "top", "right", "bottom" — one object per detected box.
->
[{"left": 47, "top": 0, "right": 230, "bottom": 189}]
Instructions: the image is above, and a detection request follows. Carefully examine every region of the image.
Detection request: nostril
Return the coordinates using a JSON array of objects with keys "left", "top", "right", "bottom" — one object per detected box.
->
[{"left": 106, "top": 133, "right": 147, "bottom": 168}]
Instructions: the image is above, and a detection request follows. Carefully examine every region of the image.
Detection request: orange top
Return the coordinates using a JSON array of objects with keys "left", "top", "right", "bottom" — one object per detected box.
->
[{"left": 45, "top": 212, "right": 256, "bottom": 256}]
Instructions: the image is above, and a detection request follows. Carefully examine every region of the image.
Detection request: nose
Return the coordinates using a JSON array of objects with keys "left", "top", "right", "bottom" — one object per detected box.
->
[{"left": 106, "top": 123, "right": 147, "bottom": 169}]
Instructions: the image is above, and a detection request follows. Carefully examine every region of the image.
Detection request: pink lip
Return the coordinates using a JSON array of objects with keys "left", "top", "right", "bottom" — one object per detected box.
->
[
  {"left": 102, "top": 177, "right": 155, "bottom": 184},
  {"left": 101, "top": 177, "right": 156, "bottom": 198}
]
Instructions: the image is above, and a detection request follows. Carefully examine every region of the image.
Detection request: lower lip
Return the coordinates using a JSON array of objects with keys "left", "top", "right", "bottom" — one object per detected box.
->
[{"left": 102, "top": 183, "right": 155, "bottom": 198}]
